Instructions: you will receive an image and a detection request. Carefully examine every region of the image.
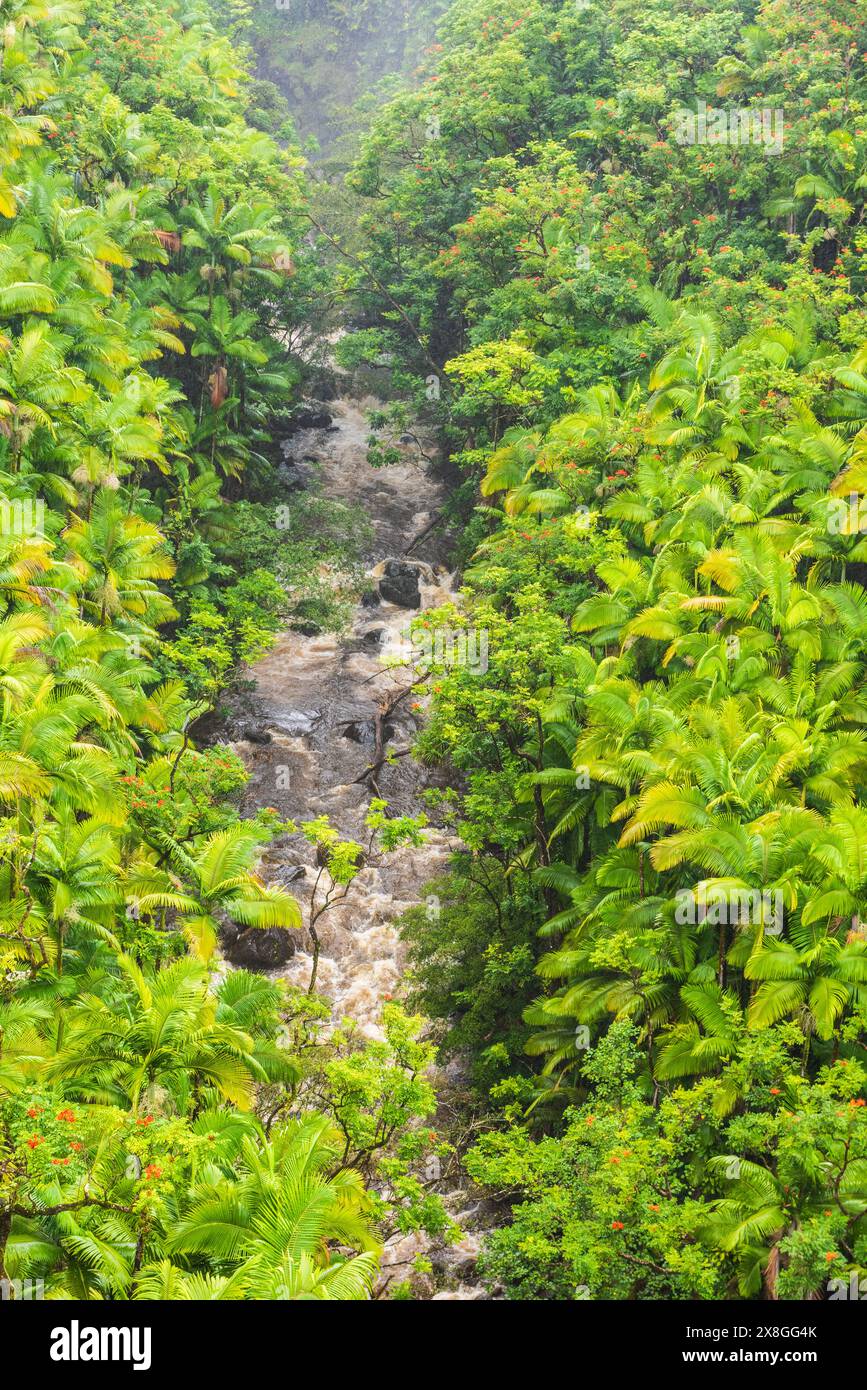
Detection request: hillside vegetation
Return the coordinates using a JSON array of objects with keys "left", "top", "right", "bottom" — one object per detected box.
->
[
  {"left": 4, "top": 0, "right": 867, "bottom": 1304},
  {"left": 340, "top": 0, "right": 867, "bottom": 1300}
]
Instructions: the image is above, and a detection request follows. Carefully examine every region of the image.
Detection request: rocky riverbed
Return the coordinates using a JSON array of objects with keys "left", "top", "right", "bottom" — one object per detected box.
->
[{"left": 215, "top": 387, "right": 502, "bottom": 1299}]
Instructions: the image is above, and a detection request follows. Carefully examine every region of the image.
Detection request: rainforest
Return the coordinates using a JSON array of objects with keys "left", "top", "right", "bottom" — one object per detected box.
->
[{"left": 1, "top": 0, "right": 867, "bottom": 1327}]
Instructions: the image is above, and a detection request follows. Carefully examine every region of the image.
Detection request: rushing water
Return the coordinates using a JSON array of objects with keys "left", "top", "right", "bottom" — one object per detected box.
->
[
  {"left": 218, "top": 387, "right": 500, "bottom": 1297},
  {"left": 228, "top": 392, "right": 458, "bottom": 1028}
]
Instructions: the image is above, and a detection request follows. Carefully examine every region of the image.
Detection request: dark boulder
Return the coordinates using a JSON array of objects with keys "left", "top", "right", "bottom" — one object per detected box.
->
[
  {"left": 306, "top": 373, "right": 339, "bottom": 402},
  {"left": 293, "top": 406, "right": 333, "bottom": 430},
  {"left": 341, "top": 718, "right": 396, "bottom": 745},
  {"left": 240, "top": 725, "right": 273, "bottom": 745},
  {"left": 379, "top": 560, "right": 421, "bottom": 609},
  {"left": 342, "top": 719, "right": 377, "bottom": 745},
  {"left": 276, "top": 864, "right": 307, "bottom": 885},
  {"left": 276, "top": 455, "right": 317, "bottom": 493},
  {"left": 268, "top": 709, "right": 319, "bottom": 737},
  {"left": 220, "top": 919, "right": 296, "bottom": 970}
]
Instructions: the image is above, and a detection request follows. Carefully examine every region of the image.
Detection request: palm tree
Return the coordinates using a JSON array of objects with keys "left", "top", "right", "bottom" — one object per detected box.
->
[
  {"left": 131, "top": 823, "right": 302, "bottom": 961},
  {"left": 164, "top": 1115, "right": 380, "bottom": 1300},
  {"left": 701, "top": 1157, "right": 788, "bottom": 1299},
  {"left": 62, "top": 495, "right": 176, "bottom": 628},
  {"left": 746, "top": 925, "right": 867, "bottom": 1067},
  {"left": 0, "top": 321, "right": 88, "bottom": 469},
  {"left": 47, "top": 956, "right": 269, "bottom": 1114},
  {"left": 28, "top": 810, "right": 123, "bottom": 975},
  {"left": 180, "top": 191, "right": 283, "bottom": 311}
]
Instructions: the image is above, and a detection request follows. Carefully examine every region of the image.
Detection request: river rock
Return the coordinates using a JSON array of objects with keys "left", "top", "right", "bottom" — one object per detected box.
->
[
  {"left": 378, "top": 560, "right": 421, "bottom": 608},
  {"left": 305, "top": 372, "right": 339, "bottom": 402},
  {"left": 268, "top": 710, "right": 319, "bottom": 737},
  {"left": 292, "top": 406, "right": 333, "bottom": 430},
  {"left": 432, "top": 1232, "right": 482, "bottom": 1276},
  {"left": 276, "top": 453, "right": 317, "bottom": 492},
  {"left": 342, "top": 719, "right": 377, "bottom": 745},
  {"left": 341, "top": 718, "right": 396, "bottom": 745},
  {"left": 275, "top": 864, "right": 307, "bottom": 885},
  {"left": 219, "top": 920, "right": 296, "bottom": 970},
  {"left": 240, "top": 724, "right": 273, "bottom": 745}
]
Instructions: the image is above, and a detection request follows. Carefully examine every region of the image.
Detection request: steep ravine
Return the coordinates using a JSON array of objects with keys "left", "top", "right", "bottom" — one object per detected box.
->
[
  {"left": 219, "top": 387, "right": 497, "bottom": 1298},
  {"left": 227, "top": 393, "right": 456, "bottom": 1025}
]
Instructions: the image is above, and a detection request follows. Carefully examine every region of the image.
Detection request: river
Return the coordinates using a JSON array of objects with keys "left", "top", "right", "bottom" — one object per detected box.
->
[
  {"left": 214, "top": 385, "right": 495, "bottom": 1297},
  {"left": 227, "top": 389, "right": 458, "bottom": 1031}
]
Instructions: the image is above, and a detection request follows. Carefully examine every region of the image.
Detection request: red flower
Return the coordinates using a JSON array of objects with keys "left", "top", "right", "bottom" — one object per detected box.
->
[
  {"left": 56, "top": 1108, "right": 76, "bottom": 1123},
  {"left": 144, "top": 1164, "right": 162, "bottom": 1180},
  {"left": 611, "top": 1221, "right": 625, "bottom": 1230}
]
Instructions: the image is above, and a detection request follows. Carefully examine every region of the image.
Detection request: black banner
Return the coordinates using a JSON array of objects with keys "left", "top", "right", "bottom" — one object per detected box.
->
[{"left": 1, "top": 1296, "right": 859, "bottom": 1378}]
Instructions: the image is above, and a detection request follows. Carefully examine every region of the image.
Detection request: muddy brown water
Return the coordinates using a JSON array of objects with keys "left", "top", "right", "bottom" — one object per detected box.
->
[
  {"left": 224, "top": 393, "right": 459, "bottom": 1034},
  {"left": 216, "top": 390, "right": 501, "bottom": 1298}
]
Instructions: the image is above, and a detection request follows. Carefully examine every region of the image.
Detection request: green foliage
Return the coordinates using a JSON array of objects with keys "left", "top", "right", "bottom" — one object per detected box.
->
[
  {"left": 0, "top": 0, "right": 442, "bottom": 1303},
  {"left": 352, "top": 0, "right": 867, "bottom": 1299}
]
